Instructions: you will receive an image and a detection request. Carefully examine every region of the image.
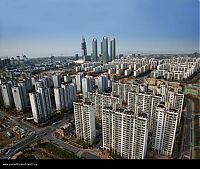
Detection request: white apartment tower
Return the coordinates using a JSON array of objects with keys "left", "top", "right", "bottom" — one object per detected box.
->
[
  {"left": 98, "top": 75, "right": 108, "bottom": 92},
  {"left": 62, "top": 83, "right": 76, "bottom": 110},
  {"left": 102, "top": 107, "right": 148, "bottom": 159},
  {"left": 167, "top": 90, "right": 184, "bottom": 124},
  {"left": 82, "top": 76, "right": 93, "bottom": 98},
  {"left": 18, "top": 81, "right": 28, "bottom": 107},
  {"left": 0, "top": 83, "right": 14, "bottom": 108},
  {"left": 41, "top": 77, "right": 53, "bottom": 88},
  {"left": 88, "top": 92, "right": 121, "bottom": 119},
  {"left": 151, "top": 104, "right": 178, "bottom": 157},
  {"left": 128, "top": 91, "right": 163, "bottom": 129},
  {"left": 35, "top": 81, "right": 43, "bottom": 92},
  {"left": 52, "top": 74, "right": 61, "bottom": 88},
  {"left": 174, "top": 93, "right": 184, "bottom": 123},
  {"left": 73, "top": 101, "right": 96, "bottom": 145},
  {"left": 11, "top": 86, "right": 27, "bottom": 112},
  {"left": 75, "top": 72, "right": 84, "bottom": 92},
  {"left": 54, "top": 87, "right": 65, "bottom": 111},
  {"left": 29, "top": 92, "right": 45, "bottom": 123},
  {"left": 37, "top": 87, "right": 52, "bottom": 120},
  {"left": 112, "top": 82, "right": 132, "bottom": 104}
]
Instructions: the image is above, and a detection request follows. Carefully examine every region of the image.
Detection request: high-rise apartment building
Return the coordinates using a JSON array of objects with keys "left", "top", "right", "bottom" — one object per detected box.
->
[
  {"left": 35, "top": 81, "right": 44, "bottom": 92},
  {"left": 88, "top": 92, "right": 121, "bottom": 119},
  {"left": 40, "top": 77, "right": 52, "bottom": 88},
  {"left": 24, "top": 78, "right": 33, "bottom": 92},
  {"left": 29, "top": 92, "right": 45, "bottom": 123},
  {"left": 63, "top": 74, "right": 72, "bottom": 83},
  {"left": 0, "top": 83, "right": 14, "bottom": 108},
  {"left": 167, "top": 90, "right": 184, "bottom": 124},
  {"left": 112, "top": 82, "right": 133, "bottom": 104},
  {"left": 18, "top": 81, "right": 28, "bottom": 108},
  {"left": 101, "top": 36, "right": 109, "bottom": 64},
  {"left": 174, "top": 93, "right": 184, "bottom": 123},
  {"left": 151, "top": 104, "right": 178, "bottom": 157},
  {"left": 92, "top": 38, "right": 98, "bottom": 62},
  {"left": 128, "top": 91, "right": 163, "bottom": 129},
  {"left": 110, "top": 38, "right": 116, "bottom": 61},
  {"left": 128, "top": 92, "right": 152, "bottom": 113},
  {"left": 97, "top": 75, "right": 108, "bottom": 92},
  {"left": 102, "top": 107, "right": 148, "bottom": 159},
  {"left": 64, "top": 83, "right": 76, "bottom": 108},
  {"left": 54, "top": 87, "right": 65, "bottom": 111},
  {"left": 73, "top": 101, "right": 96, "bottom": 145},
  {"left": 82, "top": 76, "right": 93, "bottom": 98},
  {"left": 37, "top": 87, "right": 52, "bottom": 120},
  {"left": 11, "top": 85, "right": 27, "bottom": 112},
  {"left": 52, "top": 74, "right": 61, "bottom": 88},
  {"left": 54, "top": 83, "right": 76, "bottom": 112},
  {"left": 81, "top": 37, "right": 87, "bottom": 57},
  {"left": 75, "top": 72, "right": 84, "bottom": 92},
  {"left": 0, "top": 86, "right": 4, "bottom": 107}
]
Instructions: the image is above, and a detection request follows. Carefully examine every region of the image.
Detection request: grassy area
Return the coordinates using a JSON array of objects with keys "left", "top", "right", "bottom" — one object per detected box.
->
[
  {"left": 43, "top": 142, "right": 81, "bottom": 159},
  {"left": 194, "top": 150, "right": 200, "bottom": 159},
  {"left": 74, "top": 139, "right": 90, "bottom": 149},
  {"left": 17, "top": 141, "right": 82, "bottom": 159},
  {"left": 17, "top": 154, "right": 36, "bottom": 159}
]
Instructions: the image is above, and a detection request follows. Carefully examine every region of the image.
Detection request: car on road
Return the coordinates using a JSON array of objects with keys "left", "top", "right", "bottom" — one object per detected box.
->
[
  {"left": 44, "top": 132, "right": 47, "bottom": 135},
  {"left": 35, "top": 135, "right": 39, "bottom": 138},
  {"left": 52, "top": 122, "right": 57, "bottom": 125},
  {"left": 28, "top": 131, "right": 33, "bottom": 136},
  {"left": 14, "top": 148, "right": 19, "bottom": 153},
  {"left": 5, "top": 149, "right": 12, "bottom": 155}
]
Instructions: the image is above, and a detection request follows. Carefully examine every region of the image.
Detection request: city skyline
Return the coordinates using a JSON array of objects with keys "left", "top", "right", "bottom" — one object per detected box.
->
[
  {"left": 0, "top": 0, "right": 199, "bottom": 58},
  {"left": 0, "top": 51, "right": 199, "bottom": 159}
]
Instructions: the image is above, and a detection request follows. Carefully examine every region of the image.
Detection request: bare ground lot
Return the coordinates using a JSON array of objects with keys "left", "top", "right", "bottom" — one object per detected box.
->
[{"left": 16, "top": 140, "right": 81, "bottom": 159}]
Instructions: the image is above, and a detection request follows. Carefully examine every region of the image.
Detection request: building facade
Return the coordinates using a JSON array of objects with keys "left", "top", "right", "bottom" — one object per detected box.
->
[
  {"left": 110, "top": 38, "right": 116, "bottom": 61},
  {"left": 11, "top": 86, "right": 27, "bottom": 112},
  {"left": 82, "top": 76, "right": 93, "bottom": 98},
  {"left": 29, "top": 92, "right": 45, "bottom": 123},
  {"left": 102, "top": 107, "right": 148, "bottom": 159},
  {"left": 52, "top": 74, "right": 61, "bottom": 88},
  {"left": 37, "top": 87, "right": 52, "bottom": 120},
  {"left": 151, "top": 104, "right": 178, "bottom": 157},
  {"left": 75, "top": 72, "right": 84, "bottom": 92},
  {"left": 1, "top": 83, "right": 14, "bottom": 108},
  {"left": 73, "top": 101, "right": 96, "bottom": 145},
  {"left": 101, "top": 36, "right": 109, "bottom": 64},
  {"left": 98, "top": 75, "right": 108, "bottom": 92},
  {"left": 81, "top": 37, "right": 87, "bottom": 57},
  {"left": 92, "top": 38, "right": 98, "bottom": 61}
]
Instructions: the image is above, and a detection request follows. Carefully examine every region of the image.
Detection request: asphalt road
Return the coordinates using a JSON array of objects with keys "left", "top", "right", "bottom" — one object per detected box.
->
[
  {"left": 0, "top": 111, "right": 101, "bottom": 159},
  {"left": 179, "top": 98, "right": 194, "bottom": 158}
]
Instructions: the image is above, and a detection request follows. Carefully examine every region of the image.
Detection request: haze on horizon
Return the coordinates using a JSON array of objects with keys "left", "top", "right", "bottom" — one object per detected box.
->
[{"left": 0, "top": 0, "right": 199, "bottom": 58}]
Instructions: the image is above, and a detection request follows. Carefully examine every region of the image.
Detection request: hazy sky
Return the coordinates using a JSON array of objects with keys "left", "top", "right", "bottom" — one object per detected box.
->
[{"left": 0, "top": 0, "right": 199, "bottom": 58}]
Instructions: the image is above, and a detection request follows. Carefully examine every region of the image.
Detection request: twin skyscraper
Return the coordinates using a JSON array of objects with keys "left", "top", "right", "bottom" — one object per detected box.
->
[{"left": 81, "top": 36, "right": 116, "bottom": 63}]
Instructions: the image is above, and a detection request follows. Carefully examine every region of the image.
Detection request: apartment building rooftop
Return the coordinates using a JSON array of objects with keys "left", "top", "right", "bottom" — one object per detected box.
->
[
  {"left": 138, "top": 112, "right": 148, "bottom": 118},
  {"left": 157, "top": 104, "right": 166, "bottom": 109},
  {"left": 123, "top": 110, "right": 134, "bottom": 115}
]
